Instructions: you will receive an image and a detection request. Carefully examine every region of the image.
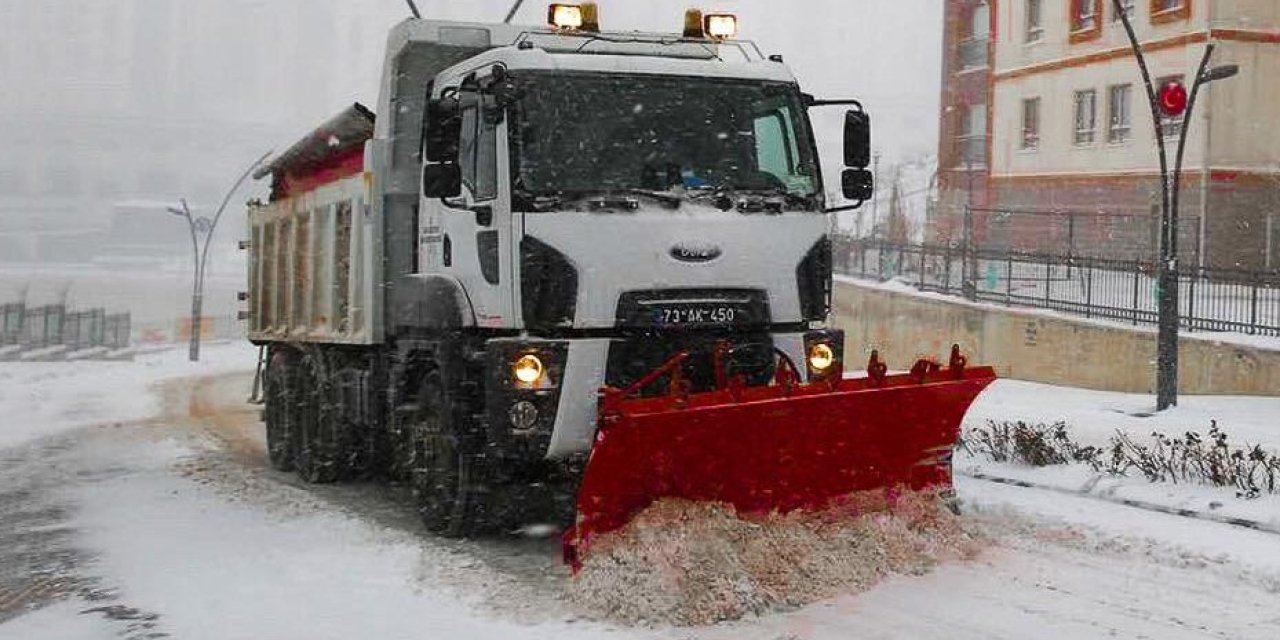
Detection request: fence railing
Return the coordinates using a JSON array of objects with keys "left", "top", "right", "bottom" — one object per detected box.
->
[
  {"left": 0, "top": 302, "right": 132, "bottom": 358},
  {"left": 835, "top": 240, "right": 1280, "bottom": 338}
]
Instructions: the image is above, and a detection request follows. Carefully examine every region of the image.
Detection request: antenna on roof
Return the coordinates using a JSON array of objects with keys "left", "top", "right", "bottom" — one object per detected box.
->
[
  {"left": 504, "top": 0, "right": 527, "bottom": 23},
  {"left": 404, "top": 0, "right": 421, "bottom": 19}
]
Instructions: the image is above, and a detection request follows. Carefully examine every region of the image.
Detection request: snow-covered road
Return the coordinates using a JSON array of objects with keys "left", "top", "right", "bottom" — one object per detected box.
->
[{"left": 1, "top": 349, "right": 1278, "bottom": 639}]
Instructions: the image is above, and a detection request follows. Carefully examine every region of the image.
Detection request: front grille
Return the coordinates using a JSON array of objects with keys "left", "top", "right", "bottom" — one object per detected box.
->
[{"left": 605, "top": 332, "right": 775, "bottom": 398}]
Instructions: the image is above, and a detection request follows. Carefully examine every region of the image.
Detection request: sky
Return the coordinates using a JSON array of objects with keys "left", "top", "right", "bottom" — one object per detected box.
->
[{"left": 0, "top": 0, "right": 943, "bottom": 263}]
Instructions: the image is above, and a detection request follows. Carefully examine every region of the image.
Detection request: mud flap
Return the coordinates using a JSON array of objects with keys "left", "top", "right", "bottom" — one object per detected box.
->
[{"left": 562, "top": 346, "right": 996, "bottom": 570}]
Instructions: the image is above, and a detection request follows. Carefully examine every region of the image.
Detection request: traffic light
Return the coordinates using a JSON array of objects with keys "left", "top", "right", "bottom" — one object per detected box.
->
[{"left": 1158, "top": 80, "right": 1188, "bottom": 118}]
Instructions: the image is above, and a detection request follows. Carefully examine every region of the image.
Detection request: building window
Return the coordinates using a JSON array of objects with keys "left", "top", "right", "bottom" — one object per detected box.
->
[
  {"left": 1021, "top": 98, "right": 1041, "bottom": 150},
  {"left": 1151, "top": 0, "right": 1190, "bottom": 23},
  {"left": 1108, "top": 84, "right": 1133, "bottom": 143},
  {"left": 960, "top": 1, "right": 991, "bottom": 69},
  {"left": 1073, "top": 90, "right": 1097, "bottom": 145},
  {"left": 1072, "top": 0, "right": 1098, "bottom": 31},
  {"left": 1025, "top": 0, "right": 1044, "bottom": 43},
  {"left": 1158, "top": 75, "right": 1184, "bottom": 138},
  {"left": 958, "top": 103, "right": 988, "bottom": 166},
  {"left": 1111, "top": 0, "right": 1136, "bottom": 22},
  {"left": 971, "top": 1, "right": 990, "bottom": 38},
  {"left": 1070, "top": 0, "right": 1102, "bottom": 42}
]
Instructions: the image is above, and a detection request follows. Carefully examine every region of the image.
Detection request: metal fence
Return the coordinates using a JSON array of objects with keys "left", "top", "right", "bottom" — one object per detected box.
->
[
  {"left": 1, "top": 303, "right": 23, "bottom": 345},
  {"left": 836, "top": 239, "right": 1280, "bottom": 338},
  {"left": 0, "top": 302, "right": 132, "bottom": 357}
]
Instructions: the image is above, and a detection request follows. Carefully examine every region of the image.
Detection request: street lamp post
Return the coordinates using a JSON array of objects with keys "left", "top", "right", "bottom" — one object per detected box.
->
[
  {"left": 168, "top": 151, "right": 271, "bottom": 362},
  {"left": 1112, "top": 0, "right": 1239, "bottom": 410}
]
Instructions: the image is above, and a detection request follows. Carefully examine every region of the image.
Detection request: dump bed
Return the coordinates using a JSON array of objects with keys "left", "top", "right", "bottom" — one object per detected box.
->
[{"left": 246, "top": 104, "right": 375, "bottom": 344}]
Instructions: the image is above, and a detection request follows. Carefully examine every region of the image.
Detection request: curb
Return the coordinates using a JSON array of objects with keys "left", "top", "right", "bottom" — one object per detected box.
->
[{"left": 958, "top": 469, "right": 1280, "bottom": 537}]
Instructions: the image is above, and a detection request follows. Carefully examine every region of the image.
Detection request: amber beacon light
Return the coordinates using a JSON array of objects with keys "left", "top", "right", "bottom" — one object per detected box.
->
[
  {"left": 548, "top": 3, "right": 600, "bottom": 32},
  {"left": 683, "top": 9, "right": 738, "bottom": 40}
]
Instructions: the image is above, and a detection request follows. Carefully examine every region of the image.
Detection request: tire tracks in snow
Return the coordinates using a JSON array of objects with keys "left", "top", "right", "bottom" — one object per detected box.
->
[{"left": 0, "top": 432, "right": 170, "bottom": 638}]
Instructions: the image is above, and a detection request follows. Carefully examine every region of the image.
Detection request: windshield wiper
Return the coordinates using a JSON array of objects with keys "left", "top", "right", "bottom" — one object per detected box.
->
[
  {"left": 721, "top": 187, "right": 818, "bottom": 213},
  {"left": 512, "top": 189, "right": 564, "bottom": 212},
  {"left": 617, "top": 188, "right": 682, "bottom": 208},
  {"left": 541, "top": 189, "right": 682, "bottom": 211}
]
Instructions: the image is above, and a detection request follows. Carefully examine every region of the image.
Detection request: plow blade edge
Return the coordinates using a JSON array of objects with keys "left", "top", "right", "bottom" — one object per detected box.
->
[{"left": 563, "top": 360, "right": 997, "bottom": 568}]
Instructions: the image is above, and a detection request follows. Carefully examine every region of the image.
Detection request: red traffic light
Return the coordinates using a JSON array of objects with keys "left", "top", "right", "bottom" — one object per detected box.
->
[{"left": 1159, "top": 81, "right": 1188, "bottom": 117}]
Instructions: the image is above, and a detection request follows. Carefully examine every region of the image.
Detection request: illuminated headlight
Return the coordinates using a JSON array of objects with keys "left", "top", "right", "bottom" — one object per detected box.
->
[
  {"left": 513, "top": 354, "right": 545, "bottom": 385},
  {"left": 548, "top": 4, "right": 584, "bottom": 30},
  {"left": 509, "top": 401, "right": 539, "bottom": 432},
  {"left": 704, "top": 13, "right": 738, "bottom": 40},
  {"left": 807, "top": 342, "right": 836, "bottom": 372}
]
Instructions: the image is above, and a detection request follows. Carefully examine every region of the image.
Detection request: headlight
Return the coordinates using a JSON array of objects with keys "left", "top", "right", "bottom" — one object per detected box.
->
[
  {"left": 513, "top": 354, "right": 545, "bottom": 385},
  {"left": 807, "top": 342, "right": 835, "bottom": 372}
]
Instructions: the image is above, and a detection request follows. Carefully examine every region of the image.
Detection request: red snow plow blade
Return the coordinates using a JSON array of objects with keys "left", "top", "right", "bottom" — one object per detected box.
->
[{"left": 563, "top": 345, "right": 996, "bottom": 570}]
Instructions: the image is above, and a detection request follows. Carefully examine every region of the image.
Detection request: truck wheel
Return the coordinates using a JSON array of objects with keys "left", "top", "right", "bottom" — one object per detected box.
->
[
  {"left": 411, "top": 370, "right": 480, "bottom": 537},
  {"left": 264, "top": 353, "right": 295, "bottom": 472},
  {"left": 294, "top": 353, "right": 345, "bottom": 484}
]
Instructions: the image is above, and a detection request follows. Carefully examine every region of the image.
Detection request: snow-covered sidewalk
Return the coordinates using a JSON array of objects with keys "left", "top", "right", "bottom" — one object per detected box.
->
[{"left": 960, "top": 380, "right": 1280, "bottom": 535}]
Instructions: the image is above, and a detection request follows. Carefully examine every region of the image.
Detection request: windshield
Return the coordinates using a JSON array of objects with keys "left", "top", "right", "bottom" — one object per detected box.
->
[{"left": 511, "top": 73, "right": 820, "bottom": 203}]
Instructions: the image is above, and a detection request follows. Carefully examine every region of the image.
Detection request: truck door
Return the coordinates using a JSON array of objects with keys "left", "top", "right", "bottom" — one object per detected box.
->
[{"left": 432, "top": 88, "right": 515, "bottom": 328}]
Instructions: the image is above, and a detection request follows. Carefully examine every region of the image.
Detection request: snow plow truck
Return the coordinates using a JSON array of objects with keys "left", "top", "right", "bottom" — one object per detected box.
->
[{"left": 243, "top": 4, "right": 996, "bottom": 565}]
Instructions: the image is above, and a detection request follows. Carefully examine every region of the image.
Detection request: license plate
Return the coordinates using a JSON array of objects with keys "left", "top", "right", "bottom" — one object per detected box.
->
[{"left": 652, "top": 303, "right": 742, "bottom": 327}]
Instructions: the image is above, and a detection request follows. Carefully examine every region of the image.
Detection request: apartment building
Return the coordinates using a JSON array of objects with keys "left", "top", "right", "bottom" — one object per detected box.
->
[{"left": 937, "top": 0, "right": 1280, "bottom": 270}]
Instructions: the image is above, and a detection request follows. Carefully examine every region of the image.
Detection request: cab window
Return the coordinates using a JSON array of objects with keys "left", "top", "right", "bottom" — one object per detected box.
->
[{"left": 459, "top": 100, "right": 499, "bottom": 201}]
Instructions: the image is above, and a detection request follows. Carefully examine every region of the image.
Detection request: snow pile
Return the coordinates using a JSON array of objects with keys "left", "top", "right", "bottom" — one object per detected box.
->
[{"left": 568, "top": 490, "right": 984, "bottom": 626}]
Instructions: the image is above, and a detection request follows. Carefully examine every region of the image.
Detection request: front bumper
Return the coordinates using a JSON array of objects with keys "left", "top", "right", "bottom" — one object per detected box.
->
[{"left": 481, "top": 329, "right": 844, "bottom": 461}]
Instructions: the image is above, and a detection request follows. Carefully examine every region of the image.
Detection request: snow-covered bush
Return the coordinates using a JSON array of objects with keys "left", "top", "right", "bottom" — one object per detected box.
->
[{"left": 963, "top": 420, "right": 1280, "bottom": 499}]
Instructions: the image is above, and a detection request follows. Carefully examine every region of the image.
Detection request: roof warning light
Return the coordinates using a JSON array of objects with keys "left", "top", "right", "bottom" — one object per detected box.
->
[
  {"left": 548, "top": 3, "right": 600, "bottom": 32},
  {"left": 683, "top": 9, "right": 738, "bottom": 40}
]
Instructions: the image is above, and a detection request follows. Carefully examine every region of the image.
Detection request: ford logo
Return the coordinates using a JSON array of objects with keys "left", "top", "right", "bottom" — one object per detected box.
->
[{"left": 670, "top": 242, "right": 723, "bottom": 263}]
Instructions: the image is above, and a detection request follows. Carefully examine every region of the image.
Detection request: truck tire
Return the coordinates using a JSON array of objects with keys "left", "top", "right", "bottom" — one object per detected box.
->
[
  {"left": 410, "top": 366, "right": 483, "bottom": 537},
  {"left": 294, "top": 351, "right": 347, "bottom": 484},
  {"left": 264, "top": 353, "right": 296, "bottom": 472}
]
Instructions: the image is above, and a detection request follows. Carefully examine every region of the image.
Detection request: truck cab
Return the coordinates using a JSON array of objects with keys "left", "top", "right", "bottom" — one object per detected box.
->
[{"left": 397, "top": 15, "right": 870, "bottom": 456}]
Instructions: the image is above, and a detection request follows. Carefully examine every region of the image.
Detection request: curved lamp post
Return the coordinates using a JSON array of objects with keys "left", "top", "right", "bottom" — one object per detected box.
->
[
  {"left": 1112, "top": 0, "right": 1239, "bottom": 410},
  {"left": 168, "top": 150, "right": 272, "bottom": 362}
]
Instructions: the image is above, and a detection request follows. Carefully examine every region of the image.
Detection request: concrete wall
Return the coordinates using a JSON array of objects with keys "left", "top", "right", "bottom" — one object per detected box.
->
[{"left": 833, "top": 279, "right": 1280, "bottom": 396}]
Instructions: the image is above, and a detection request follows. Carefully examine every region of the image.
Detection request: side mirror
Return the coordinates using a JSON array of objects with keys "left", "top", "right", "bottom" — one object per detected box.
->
[
  {"left": 843, "top": 110, "right": 871, "bottom": 169},
  {"left": 423, "top": 163, "right": 461, "bottom": 198},
  {"left": 424, "top": 97, "right": 462, "bottom": 163},
  {"left": 842, "top": 169, "right": 874, "bottom": 202}
]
